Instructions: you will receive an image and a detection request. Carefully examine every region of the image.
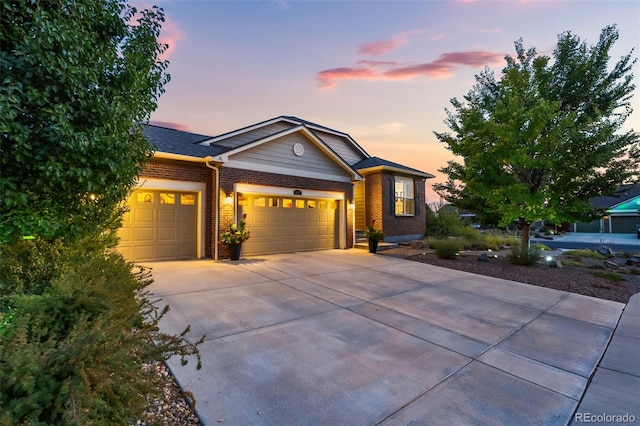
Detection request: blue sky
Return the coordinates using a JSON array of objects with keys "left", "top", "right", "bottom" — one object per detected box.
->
[{"left": 143, "top": 0, "right": 640, "bottom": 202}]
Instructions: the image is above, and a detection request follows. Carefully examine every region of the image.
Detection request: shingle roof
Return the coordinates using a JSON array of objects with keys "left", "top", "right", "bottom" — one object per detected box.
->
[
  {"left": 143, "top": 125, "right": 227, "bottom": 157},
  {"left": 590, "top": 184, "right": 640, "bottom": 208},
  {"left": 352, "top": 156, "right": 433, "bottom": 178}
]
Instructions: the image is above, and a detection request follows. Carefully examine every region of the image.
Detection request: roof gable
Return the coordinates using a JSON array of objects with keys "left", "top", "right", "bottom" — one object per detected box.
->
[
  {"left": 205, "top": 116, "right": 369, "bottom": 165},
  {"left": 209, "top": 125, "right": 362, "bottom": 182}
]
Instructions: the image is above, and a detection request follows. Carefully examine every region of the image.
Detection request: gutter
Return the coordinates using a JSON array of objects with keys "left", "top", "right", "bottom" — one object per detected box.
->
[
  {"left": 204, "top": 157, "right": 221, "bottom": 261},
  {"left": 153, "top": 151, "right": 207, "bottom": 163}
]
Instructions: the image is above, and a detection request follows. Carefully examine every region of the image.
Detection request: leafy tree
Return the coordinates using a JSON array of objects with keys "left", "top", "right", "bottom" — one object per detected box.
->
[
  {"left": 1, "top": 0, "right": 169, "bottom": 241},
  {"left": 0, "top": 2, "right": 203, "bottom": 423},
  {"left": 435, "top": 26, "right": 638, "bottom": 250}
]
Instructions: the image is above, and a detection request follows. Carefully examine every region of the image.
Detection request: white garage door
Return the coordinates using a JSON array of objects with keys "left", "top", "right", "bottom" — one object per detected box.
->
[
  {"left": 117, "top": 190, "right": 198, "bottom": 261},
  {"left": 238, "top": 194, "right": 338, "bottom": 256}
]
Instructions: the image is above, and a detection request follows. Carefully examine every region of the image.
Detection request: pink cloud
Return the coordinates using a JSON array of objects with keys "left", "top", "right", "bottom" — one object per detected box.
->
[
  {"left": 358, "top": 30, "right": 422, "bottom": 55},
  {"left": 316, "top": 67, "right": 378, "bottom": 89},
  {"left": 316, "top": 50, "right": 504, "bottom": 88},
  {"left": 383, "top": 63, "right": 454, "bottom": 80},
  {"left": 129, "top": 3, "right": 185, "bottom": 61},
  {"left": 158, "top": 17, "right": 186, "bottom": 60}
]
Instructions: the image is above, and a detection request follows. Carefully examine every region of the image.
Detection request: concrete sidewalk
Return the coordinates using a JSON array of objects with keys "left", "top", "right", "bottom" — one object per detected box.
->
[{"left": 146, "top": 250, "right": 632, "bottom": 425}]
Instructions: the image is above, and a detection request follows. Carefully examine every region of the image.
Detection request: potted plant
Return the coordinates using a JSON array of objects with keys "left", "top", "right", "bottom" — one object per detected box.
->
[
  {"left": 220, "top": 214, "right": 250, "bottom": 260},
  {"left": 363, "top": 220, "right": 384, "bottom": 253}
]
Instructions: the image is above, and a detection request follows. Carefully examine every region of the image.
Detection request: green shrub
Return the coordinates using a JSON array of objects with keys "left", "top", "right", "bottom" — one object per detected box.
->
[
  {"left": 564, "top": 249, "right": 607, "bottom": 259},
  {"left": 531, "top": 243, "right": 552, "bottom": 251},
  {"left": 430, "top": 239, "right": 461, "bottom": 259},
  {"left": 592, "top": 271, "right": 625, "bottom": 282},
  {"left": 0, "top": 242, "right": 203, "bottom": 425},
  {"left": 561, "top": 259, "right": 583, "bottom": 267},
  {"left": 426, "top": 209, "right": 464, "bottom": 238},
  {"left": 508, "top": 246, "right": 541, "bottom": 266},
  {"left": 484, "top": 233, "right": 519, "bottom": 250}
]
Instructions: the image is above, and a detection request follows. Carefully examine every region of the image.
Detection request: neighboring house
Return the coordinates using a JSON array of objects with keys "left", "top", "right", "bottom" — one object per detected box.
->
[
  {"left": 116, "top": 116, "right": 434, "bottom": 261},
  {"left": 573, "top": 184, "right": 640, "bottom": 233}
]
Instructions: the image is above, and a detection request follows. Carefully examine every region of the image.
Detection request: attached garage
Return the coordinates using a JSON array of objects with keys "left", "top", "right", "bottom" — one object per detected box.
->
[
  {"left": 238, "top": 193, "right": 339, "bottom": 256},
  {"left": 611, "top": 216, "right": 640, "bottom": 234},
  {"left": 117, "top": 189, "right": 199, "bottom": 262}
]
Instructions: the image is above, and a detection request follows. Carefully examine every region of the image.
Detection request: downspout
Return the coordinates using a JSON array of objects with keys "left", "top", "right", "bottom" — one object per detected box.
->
[{"left": 204, "top": 157, "right": 220, "bottom": 261}]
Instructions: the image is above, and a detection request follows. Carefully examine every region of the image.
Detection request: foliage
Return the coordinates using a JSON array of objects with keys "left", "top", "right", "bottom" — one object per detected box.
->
[
  {"left": 434, "top": 25, "right": 638, "bottom": 251},
  {"left": 0, "top": 0, "right": 170, "bottom": 241},
  {"left": 485, "top": 233, "right": 520, "bottom": 250},
  {"left": 425, "top": 207, "right": 464, "bottom": 238},
  {"left": 564, "top": 249, "right": 608, "bottom": 260},
  {"left": 220, "top": 214, "right": 251, "bottom": 245},
  {"left": 363, "top": 220, "right": 384, "bottom": 241},
  {"left": 455, "top": 227, "right": 488, "bottom": 250},
  {"left": 0, "top": 242, "right": 203, "bottom": 425},
  {"left": 592, "top": 271, "right": 625, "bottom": 283},
  {"left": 561, "top": 259, "right": 583, "bottom": 267},
  {"left": 430, "top": 239, "right": 461, "bottom": 259},
  {"left": 530, "top": 243, "right": 552, "bottom": 251},
  {"left": 508, "top": 246, "right": 542, "bottom": 266}
]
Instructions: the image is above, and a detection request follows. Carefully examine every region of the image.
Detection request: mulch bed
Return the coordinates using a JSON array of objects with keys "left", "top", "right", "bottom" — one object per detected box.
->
[{"left": 381, "top": 248, "right": 640, "bottom": 304}]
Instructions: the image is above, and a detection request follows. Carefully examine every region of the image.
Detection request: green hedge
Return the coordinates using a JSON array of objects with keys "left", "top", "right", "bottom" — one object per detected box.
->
[{"left": 0, "top": 240, "right": 202, "bottom": 424}]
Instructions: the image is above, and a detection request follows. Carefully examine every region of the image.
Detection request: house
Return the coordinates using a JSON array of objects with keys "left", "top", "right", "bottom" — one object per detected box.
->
[
  {"left": 116, "top": 116, "right": 434, "bottom": 261},
  {"left": 573, "top": 184, "right": 640, "bottom": 233}
]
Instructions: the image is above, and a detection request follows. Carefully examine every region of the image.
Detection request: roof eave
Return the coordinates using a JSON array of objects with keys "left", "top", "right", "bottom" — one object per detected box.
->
[{"left": 356, "top": 165, "right": 434, "bottom": 179}]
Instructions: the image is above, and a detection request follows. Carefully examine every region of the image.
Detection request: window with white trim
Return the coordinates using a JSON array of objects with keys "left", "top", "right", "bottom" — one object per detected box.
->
[{"left": 394, "top": 177, "right": 415, "bottom": 216}]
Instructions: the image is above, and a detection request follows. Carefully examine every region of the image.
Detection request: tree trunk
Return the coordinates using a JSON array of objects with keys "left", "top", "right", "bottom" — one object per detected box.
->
[{"left": 520, "top": 218, "right": 530, "bottom": 252}]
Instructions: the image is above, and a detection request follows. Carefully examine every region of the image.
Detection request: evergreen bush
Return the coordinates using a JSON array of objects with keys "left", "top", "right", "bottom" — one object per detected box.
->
[{"left": 0, "top": 242, "right": 203, "bottom": 425}]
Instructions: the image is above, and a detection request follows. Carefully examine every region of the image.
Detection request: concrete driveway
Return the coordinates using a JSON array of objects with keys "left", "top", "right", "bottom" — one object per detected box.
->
[{"left": 146, "top": 250, "right": 624, "bottom": 425}]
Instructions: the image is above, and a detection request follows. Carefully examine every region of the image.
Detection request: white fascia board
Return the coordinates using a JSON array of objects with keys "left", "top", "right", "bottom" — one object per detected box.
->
[
  {"left": 223, "top": 159, "right": 354, "bottom": 183},
  {"left": 235, "top": 183, "right": 344, "bottom": 200},
  {"left": 153, "top": 151, "right": 205, "bottom": 163},
  {"left": 357, "top": 165, "right": 434, "bottom": 179}
]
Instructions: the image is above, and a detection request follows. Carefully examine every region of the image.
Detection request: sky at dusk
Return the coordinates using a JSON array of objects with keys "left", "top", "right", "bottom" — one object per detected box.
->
[{"left": 142, "top": 0, "right": 640, "bottom": 203}]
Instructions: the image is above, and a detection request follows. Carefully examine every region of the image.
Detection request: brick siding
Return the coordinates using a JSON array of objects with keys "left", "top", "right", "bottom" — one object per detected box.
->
[
  {"left": 365, "top": 171, "right": 426, "bottom": 240},
  {"left": 141, "top": 161, "right": 353, "bottom": 259}
]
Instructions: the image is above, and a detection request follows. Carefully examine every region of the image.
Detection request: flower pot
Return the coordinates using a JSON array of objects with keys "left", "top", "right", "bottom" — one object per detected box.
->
[
  {"left": 368, "top": 239, "right": 379, "bottom": 254},
  {"left": 229, "top": 244, "right": 242, "bottom": 260}
]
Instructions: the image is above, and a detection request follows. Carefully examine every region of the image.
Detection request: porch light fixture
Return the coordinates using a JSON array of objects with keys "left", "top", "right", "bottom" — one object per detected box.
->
[{"left": 225, "top": 195, "right": 233, "bottom": 205}]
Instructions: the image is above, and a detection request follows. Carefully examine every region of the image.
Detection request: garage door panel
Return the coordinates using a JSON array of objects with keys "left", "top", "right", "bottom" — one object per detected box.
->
[
  {"left": 134, "top": 209, "right": 155, "bottom": 223},
  {"left": 241, "top": 194, "right": 338, "bottom": 256},
  {"left": 158, "top": 209, "right": 177, "bottom": 223},
  {"left": 117, "top": 190, "right": 198, "bottom": 262},
  {"left": 157, "top": 227, "right": 177, "bottom": 241},
  {"left": 134, "top": 227, "right": 154, "bottom": 241},
  {"left": 156, "top": 244, "right": 176, "bottom": 260}
]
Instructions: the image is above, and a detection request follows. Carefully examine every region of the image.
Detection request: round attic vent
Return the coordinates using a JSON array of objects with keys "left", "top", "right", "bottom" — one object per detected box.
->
[{"left": 293, "top": 143, "right": 304, "bottom": 157}]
